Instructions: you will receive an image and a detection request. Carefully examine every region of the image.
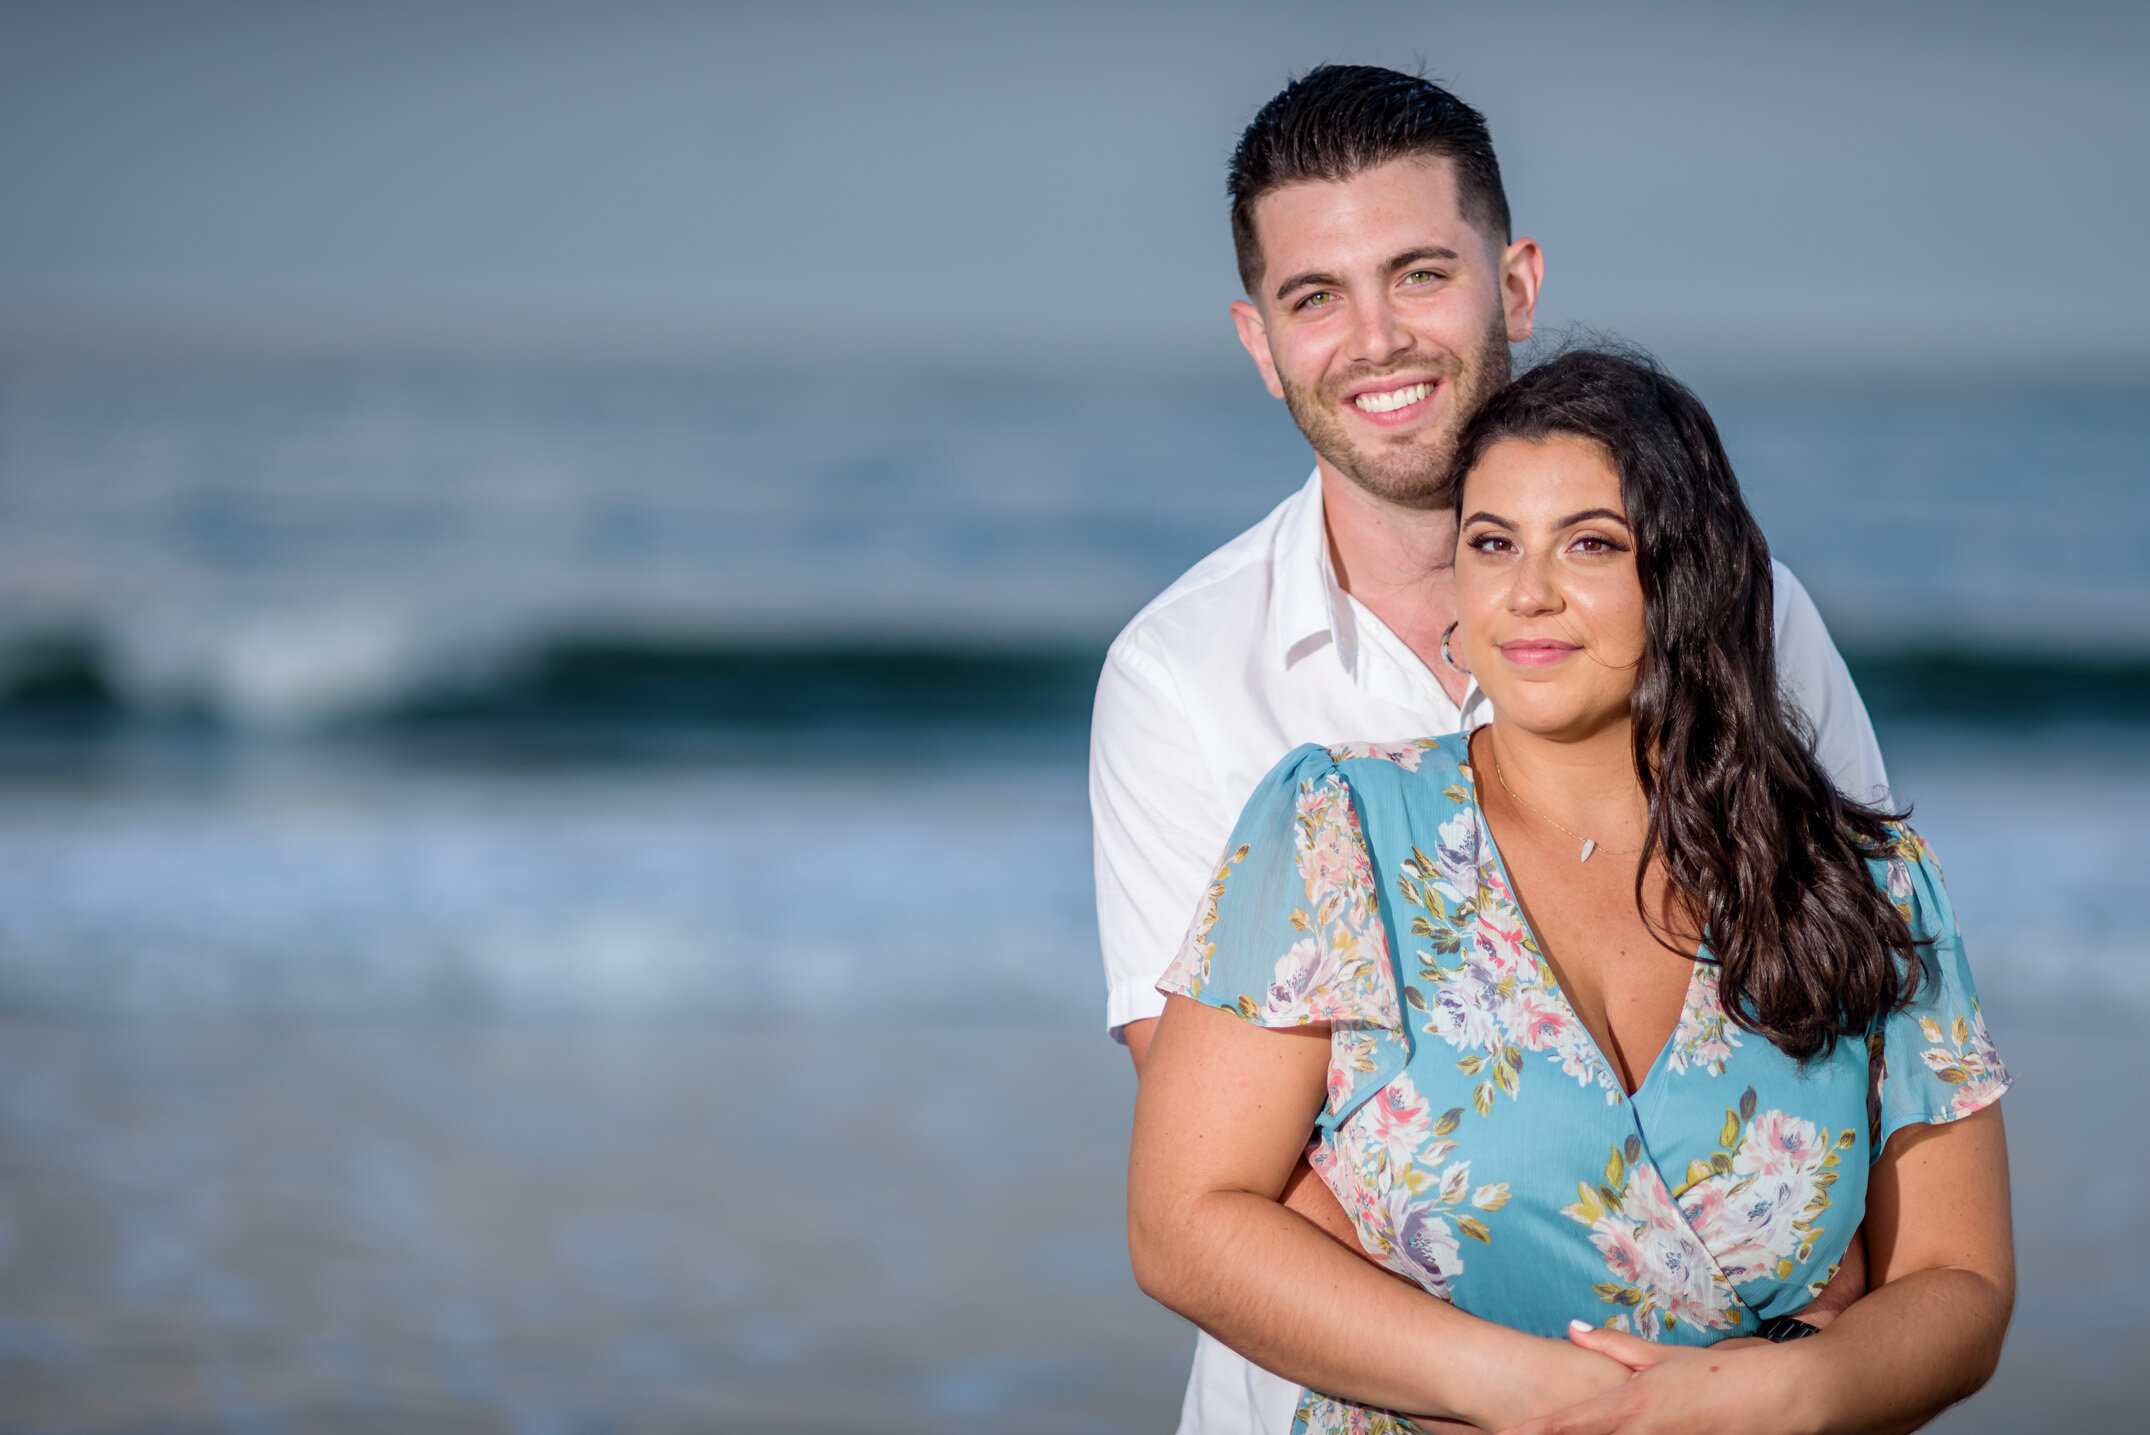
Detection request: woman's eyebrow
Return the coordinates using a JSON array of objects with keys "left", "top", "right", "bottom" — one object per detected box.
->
[
  {"left": 1460, "top": 511, "right": 1514, "bottom": 529},
  {"left": 1555, "top": 507, "right": 1630, "bottom": 528}
]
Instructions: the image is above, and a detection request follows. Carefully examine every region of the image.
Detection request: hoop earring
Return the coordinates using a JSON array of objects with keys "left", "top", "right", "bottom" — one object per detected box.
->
[{"left": 1441, "top": 621, "right": 1472, "bottom": 676}]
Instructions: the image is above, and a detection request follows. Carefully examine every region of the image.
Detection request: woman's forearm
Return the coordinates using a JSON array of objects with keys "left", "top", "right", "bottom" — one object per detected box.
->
[
  {"left": 1130, "top": 1179, "right": 1625, "bottom": 1430},
  {"left": 1781, "top": 1264, "right": 2012, "bottom": 1435}
]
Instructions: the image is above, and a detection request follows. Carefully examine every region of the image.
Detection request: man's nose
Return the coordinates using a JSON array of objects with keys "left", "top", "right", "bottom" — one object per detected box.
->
[{"left": 1350, "top": 295, "right": 1408, "bottom": 364}]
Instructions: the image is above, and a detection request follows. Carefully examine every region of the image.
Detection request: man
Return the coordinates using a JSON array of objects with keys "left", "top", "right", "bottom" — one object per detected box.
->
[{"left": 1089, "top": 66, "right": 1888, "bottom": 1435}]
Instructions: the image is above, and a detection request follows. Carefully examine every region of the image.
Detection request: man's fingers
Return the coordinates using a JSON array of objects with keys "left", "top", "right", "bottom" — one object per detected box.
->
[{"left": 1564, "top": 1318, "right": 1663, "bottom": 1371}]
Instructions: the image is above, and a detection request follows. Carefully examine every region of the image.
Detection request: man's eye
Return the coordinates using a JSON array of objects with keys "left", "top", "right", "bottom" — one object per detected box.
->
[{"left": 1298, "top": 291, "right": 1336, "bottom": 310}]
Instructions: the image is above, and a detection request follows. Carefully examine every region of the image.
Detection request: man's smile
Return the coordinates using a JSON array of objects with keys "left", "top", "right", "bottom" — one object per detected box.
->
[{"left": 1345, "top": 377, "right": 1439, "bottom": 426}]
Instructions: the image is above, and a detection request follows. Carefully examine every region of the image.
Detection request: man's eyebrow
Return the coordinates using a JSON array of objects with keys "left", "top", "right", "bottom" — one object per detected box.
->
[
  {"left": 1388, "top": 245, "right": 1460, "bottom": 272},
  {"left": 1272, "top": 269, "right": 1343, "bottom": 303},
  {"left": 1556, "top": 508, "right": 1630, "bottom": 528}
]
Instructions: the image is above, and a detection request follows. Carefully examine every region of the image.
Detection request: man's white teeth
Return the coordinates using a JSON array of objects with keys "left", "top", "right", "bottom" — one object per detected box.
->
[{"left": 1353, "top": 382, "right": 1431, "bottom": 414}]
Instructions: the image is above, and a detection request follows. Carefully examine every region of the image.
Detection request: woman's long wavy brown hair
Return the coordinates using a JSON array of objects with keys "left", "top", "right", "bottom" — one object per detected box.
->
[{"left": 1446, "top": 348, "right": 1920, "bottom": 1060}]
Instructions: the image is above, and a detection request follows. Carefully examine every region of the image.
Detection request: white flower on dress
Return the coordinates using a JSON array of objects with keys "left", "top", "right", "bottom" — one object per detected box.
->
[
  {"left": 1565, "top": 1135, "right": 1742, "bottom": 1339},
  {"left": 1315, "top": 1073, "right": 1496, "bottom": 1305},
  {"left": 1672, "top": 1088, "right": 1855, "bottom": 1289},
  {"left": 1365, "top": 1078, "right": 1435, "bottom": 1166},
  {"left": 1914, "top": 1004, "right": 2010, "bottom": 1120},
  {"left": 1397, "top": 799, "right": 1624, "bottom": 1112},
  {"left": 1663, "top": 963, "right": 1743, "bottom": 1076}
]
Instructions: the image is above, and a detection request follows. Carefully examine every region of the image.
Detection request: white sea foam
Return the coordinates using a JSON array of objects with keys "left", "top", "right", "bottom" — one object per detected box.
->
[{"left": 0, "top": 734, "right": 2139, "bottom": 1020}]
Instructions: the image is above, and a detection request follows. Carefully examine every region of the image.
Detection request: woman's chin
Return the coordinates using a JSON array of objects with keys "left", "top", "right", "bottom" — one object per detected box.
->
[{"left": 1483, "top": 702, "right": 1633, "bottom": 747}]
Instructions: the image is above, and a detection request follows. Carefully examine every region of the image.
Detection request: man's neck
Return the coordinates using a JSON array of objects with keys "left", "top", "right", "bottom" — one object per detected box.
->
[{"left": 1318, "top": 462, "right": 1469, "bottom": 705}]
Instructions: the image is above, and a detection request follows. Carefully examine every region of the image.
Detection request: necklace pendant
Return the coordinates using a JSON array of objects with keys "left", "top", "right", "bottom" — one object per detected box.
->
[{"left": 1580, "top": 838, "right": 1597, "bottom": 863}]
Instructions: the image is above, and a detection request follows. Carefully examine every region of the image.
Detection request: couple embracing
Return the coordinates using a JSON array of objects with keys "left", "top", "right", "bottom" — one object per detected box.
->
[{"left": 1092, "top": 67, "right": 2011, "bottom": 1435}]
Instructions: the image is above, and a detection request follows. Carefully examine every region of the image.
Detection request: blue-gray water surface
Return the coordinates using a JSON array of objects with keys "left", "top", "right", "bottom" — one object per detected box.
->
[{"left": 0, "top": 362, "right": 2143, "bottom": 1430}]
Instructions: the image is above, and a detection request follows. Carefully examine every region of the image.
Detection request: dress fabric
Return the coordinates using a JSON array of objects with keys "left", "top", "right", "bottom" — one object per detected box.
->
[{"left": 1156, "top": 733, "right": 2007, "bottom": 1435}]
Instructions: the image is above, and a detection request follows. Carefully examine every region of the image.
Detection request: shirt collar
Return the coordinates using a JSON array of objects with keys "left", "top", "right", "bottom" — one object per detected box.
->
[
  {"left": 1272, "top": 466, "right": 1487, "bottom": 723},
  {"left": 1273, "top": 469, "right": 1356, "bottom": 669}
]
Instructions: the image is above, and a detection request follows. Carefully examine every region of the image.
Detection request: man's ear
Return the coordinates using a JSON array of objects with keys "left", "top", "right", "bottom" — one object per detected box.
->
[
  {"left": 1500, "top": 236, "right": 1545, "bottom": 345},
  {"left": 1230, "top": 299, "right": 1287, "bottom": 400}
]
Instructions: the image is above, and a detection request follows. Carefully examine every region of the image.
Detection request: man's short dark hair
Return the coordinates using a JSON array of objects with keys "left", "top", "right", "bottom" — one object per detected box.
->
[{"left": 1228, "top": 65, "right": 1511, "bottom": 295}]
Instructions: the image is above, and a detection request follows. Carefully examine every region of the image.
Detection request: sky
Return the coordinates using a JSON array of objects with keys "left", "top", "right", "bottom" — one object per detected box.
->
[{"left": 2, "top": 0, "right": 2145, "bottom": 371}]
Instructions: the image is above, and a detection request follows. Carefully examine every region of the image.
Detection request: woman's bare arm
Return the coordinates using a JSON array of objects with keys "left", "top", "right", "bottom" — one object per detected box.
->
[
  {"left": 1129, "top": 995, "right": 1635, "bottom": 1431},
  {"left": 1503, "top": 1102, "right": 2013, "bottom": 1435},
  {"left": 1130, "top": 1012, "right": 1390, "bottom": 1260},
  {"left": 1796, "top": 1102, "right": 2014, "bottom": 1431}
]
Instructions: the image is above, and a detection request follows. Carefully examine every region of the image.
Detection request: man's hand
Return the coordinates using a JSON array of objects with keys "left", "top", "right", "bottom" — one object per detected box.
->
[{"left": 1793, "top": 1227, "right": 1865, "bottom": 1331}]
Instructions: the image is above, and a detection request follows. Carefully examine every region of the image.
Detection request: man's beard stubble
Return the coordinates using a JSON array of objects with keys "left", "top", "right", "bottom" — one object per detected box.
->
[{"left": 1278, "top": 316, "right": 1512, "bottom": 510}]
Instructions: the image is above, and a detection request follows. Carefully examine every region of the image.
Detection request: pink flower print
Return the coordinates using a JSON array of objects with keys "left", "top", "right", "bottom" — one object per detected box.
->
[
  {"left": 1294, "top": 779, "right": 1369, "bottom": 904},
  {"left": 1365, "top": 1076, "right": 1434, "bottom": 1162},
  {"left": 1568, "top": 1140, "right": 1741, "bottom": 1338},
  {"left": 1916, "top": 1005, "right": 2010, "bottom": 1123},
  {"left": 1592, "top": 1219, "right": 1651, "bottom": 1289},
  {"left": 1950, "top": 1071, "right": 2008, "bottom": 1119},
  {"left": 1471, "top": 911, "right": 1532, "bottom": 974},
  {"left": 1513, "top": 987, "right": 1572, "bottom": 1050},
  {"left": 1734, "top": 1111, "right": 1829, "bottom": 1180},
  {"left": 1327, "top": 739, "right": 1436, "bottom": 771}
]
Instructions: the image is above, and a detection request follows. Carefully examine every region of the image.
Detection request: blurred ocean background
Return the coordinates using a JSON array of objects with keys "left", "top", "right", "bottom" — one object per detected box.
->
[{"left": 1, "top": 2, "right": 2146, "bottom": 1431}]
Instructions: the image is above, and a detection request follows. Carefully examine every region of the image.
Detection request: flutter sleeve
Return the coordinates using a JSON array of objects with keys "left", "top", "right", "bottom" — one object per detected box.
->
[
  {"left": 1157, "top": 744, "right": 1410, "bottom": 1131},
  {"left": 1868, "top": 825, "right": 2012, "bottom": 1160}
]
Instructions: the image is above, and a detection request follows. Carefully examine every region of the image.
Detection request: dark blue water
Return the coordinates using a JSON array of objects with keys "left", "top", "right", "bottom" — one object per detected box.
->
[{"left": 0, "top": 363, "right": 2143, "bottom": 727}]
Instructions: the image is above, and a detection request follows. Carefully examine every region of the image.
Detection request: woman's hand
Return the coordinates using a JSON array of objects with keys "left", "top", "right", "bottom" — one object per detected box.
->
[
  {"left": 1454, "top": 1331, "right": 1638, "bottom": 1433},
  {"left": 1491, "top": 1324, "right": 1805, "bottom": 1435}
]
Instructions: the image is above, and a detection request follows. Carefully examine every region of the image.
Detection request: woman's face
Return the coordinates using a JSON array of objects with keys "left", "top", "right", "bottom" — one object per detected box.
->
[{"left": 1454, "top": 434, "right": 1647, "bottom": 742}]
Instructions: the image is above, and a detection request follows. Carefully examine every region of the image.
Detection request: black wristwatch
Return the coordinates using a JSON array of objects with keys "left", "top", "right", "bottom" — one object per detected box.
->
[{"left": 1754, "top": 1314, "right": 1822, "bottom": 1342}]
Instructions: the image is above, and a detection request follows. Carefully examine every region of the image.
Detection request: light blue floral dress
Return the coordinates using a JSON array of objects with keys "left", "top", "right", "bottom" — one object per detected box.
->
[{"left": 1157, "top": 733, "right": 2009, "bottom": 1435}]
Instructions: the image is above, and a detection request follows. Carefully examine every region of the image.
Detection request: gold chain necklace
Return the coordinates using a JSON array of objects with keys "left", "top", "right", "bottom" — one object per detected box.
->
[{"left": 1490, "top": 752, "right": 1645, "bottom": 864}]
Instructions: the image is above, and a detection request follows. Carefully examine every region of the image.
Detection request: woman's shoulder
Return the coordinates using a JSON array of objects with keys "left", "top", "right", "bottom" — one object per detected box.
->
[
  {"left": 1320, "top": 730, "right": 1473, "bottom": 782},
  {"left": 1240, "top": 733, "right": 1474, "bottom": 837}
]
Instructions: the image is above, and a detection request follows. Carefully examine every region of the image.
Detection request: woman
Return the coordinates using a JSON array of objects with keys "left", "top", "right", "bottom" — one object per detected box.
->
[{"left": 1127, "top": 350, "right": 2012, "bottom": 1435}]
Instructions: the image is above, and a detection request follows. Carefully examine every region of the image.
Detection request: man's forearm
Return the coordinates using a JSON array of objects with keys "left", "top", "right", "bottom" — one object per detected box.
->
[{"left": 1793, "top": 1228, "right": 1866, "bottom": 1331}]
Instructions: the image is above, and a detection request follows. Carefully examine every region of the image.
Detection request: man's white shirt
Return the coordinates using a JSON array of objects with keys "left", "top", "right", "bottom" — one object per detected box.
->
[{"left": 1088, "top": 469, "right": 1889, "bottom": 1435}]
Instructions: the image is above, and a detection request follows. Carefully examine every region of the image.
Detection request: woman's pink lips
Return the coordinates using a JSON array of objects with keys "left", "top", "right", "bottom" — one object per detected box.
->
[{"left": 1498, "top": 640, "right": 1580, "bottom": 667}]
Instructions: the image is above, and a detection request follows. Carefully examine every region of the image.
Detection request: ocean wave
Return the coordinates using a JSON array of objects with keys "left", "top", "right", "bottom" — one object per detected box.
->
[
  {"left": 0, "top": 622, "right": 1108, "bottom": 733},
  {"left": 2, "top": 620, "right": 2146, "bottom": 735}
]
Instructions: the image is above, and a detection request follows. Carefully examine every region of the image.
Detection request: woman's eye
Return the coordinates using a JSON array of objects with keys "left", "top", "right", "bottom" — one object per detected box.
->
[
  {"left": 1467, "top": 533, "right": 1513, "bottom": 554},
  {"left": 1571, "top": 534, "right": 1622, "bottom": 554}
]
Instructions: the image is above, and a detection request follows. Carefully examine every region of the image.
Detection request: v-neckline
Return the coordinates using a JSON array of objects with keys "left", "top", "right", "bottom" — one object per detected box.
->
[{"left": 1458, "top": 743, "right": 1706, "bottom": 1104}]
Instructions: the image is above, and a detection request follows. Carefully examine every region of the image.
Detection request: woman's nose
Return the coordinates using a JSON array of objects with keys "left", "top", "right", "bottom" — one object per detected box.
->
[{"left": 1505, "top": 548, "right": 1561, "bottom": 613}]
